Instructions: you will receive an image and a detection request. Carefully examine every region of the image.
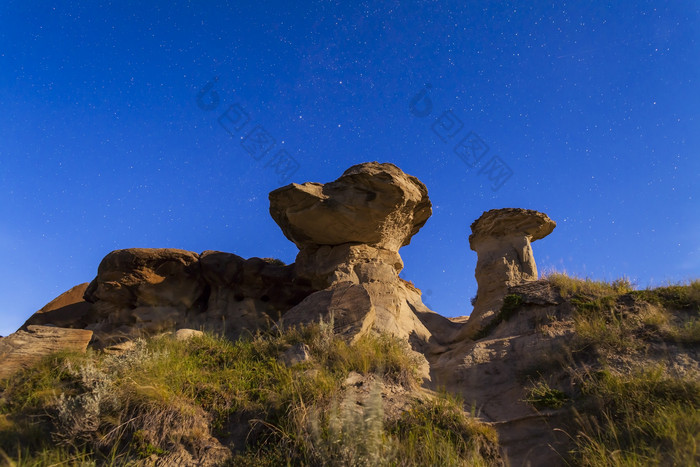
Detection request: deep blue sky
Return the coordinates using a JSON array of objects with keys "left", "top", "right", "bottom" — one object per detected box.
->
[{"left": 1, "top": 1, "right": 698, "bottom": 336}]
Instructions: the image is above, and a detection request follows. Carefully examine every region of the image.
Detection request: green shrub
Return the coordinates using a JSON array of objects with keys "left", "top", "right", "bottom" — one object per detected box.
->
[
  {"left": 308, "top": 383, "right": 394, "bottom": 467},
  {"left": 473, "top": 294, "right": 523, "bottom": 340},
  {"left": 524, "top": 381, "right": 568, "bottom": 410}
]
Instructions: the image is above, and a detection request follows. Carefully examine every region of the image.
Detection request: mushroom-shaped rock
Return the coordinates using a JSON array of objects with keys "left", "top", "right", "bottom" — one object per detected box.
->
[
  {"left": 269, "top": 162, "right": 431, "bottom": 252},
  {"left": 462, "top": 208, "right": 556, "bottom": 338},
  {"left": 269, "top": 162, "right": 456, "bottom": 371}
]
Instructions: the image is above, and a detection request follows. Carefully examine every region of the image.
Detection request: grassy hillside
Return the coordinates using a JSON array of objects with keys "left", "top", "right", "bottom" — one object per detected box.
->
[
  {"left": 1, "top": 275, "right": 698, "bottom": 466},
  {"left": 527, "top": 275, "right": 700, "bottom": 466},
  {"left": 0, "top": 320, "right": 501, "bottom": 466}
]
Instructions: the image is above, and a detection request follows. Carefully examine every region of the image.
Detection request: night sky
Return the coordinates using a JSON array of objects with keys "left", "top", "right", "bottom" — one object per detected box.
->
[{"left": 1, "top": 1, "right": 698, "bottom": 336}]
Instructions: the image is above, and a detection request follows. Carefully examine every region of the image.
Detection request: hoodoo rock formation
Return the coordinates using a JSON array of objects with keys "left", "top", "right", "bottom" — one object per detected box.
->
[
  {"left": 460, "top": 208, "right": 556, "bottom": 338},
  {"left": 270, "top": 162, "right": 453, "bottom": 350},
  {"left": 7, "top": 165, "right": 560, "bottom": 358},
  {"left": 10, "top": 162, "right": 455, "bottom": 357},
  {"left": 269, "top": 161, "right": 431, "bottom": 253},
  {"left": 5, "top": 164, "right": 561, "bottom": 366},
  {"left": 2, "top": 161, "right": 575, "bottom": 466}
]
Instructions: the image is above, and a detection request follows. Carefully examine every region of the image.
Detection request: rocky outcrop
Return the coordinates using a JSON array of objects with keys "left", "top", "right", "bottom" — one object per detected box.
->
[
  {"left": 198, "top": 250, "right": 315, "bottom": 338},
  {"left": 461, "top": 208, "right": 556, "bottom": 338},
  {"left": 430, "top": 280, "right": 571, "bottom": 466},
  {"left": 84, "top": 248, "right": 204, "bottom": 310},
  {"left": 270, "top": 162, "right": 458, "bottom": 355},
  {"left": 16, "top": 166, "right": 553, "bottom": 365},
  {"left": 81, "top": 248, "right": 206, "bottom": 346},
  {"left": 76, "top": 249, "right": 315, "bottom": 347},
  {"left": 19, "top": 162, "right": 453, "bottom": 353},
  {"left": 0, "top": 325, "right": 93, "bottom": 380}
]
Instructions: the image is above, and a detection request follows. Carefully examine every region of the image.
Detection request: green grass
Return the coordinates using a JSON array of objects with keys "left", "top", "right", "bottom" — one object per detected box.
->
[
  {"left": 544, "top": 272, "right": 636, "bottom": 298},
  {"left": 540, "top": 272, "right": 700, "bottom": 465},
  {"left": 0, "top": 323, "right": 501, "bottom": 466},
  {"left": 389, "top": 394, "right": 501, "bottom": 467},
  {"left": 569, "top": 365, "right": 700, "bottom": 466},
  {"left": 544, "top": 273, "right": 700, "bottom": 353},
  {"left": 631, "top": 281, "right": 700, "bottom": 312}
]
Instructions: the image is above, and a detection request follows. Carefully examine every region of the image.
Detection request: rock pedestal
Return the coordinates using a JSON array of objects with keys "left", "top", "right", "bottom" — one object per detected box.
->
[
  {"left": 461, "top": 208, "right": 556, "bottom": 338},
  {"left": 270, "top": 162, "right": 454, "bottom": 351}
]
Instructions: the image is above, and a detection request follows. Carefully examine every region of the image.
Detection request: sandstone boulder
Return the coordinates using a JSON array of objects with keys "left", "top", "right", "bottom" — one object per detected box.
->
[
  {"left": 173, "top": 329, "right": 204, "bottom": 341},
  {"left": 0, "top": 325, "right": 93, "bottom": 380},
  {"left": 278, "top": 343, "right": 312, "bottom": 366},
  {"left": 20, "top": 282, "right": 94, "bottom": 330},
  {"left": 18, "top": 248, "right": 317, "bottom": 348},
  {"left": 283, "top": 282, "right": 376, "bottom": 339},
  {"left": 461, "top": 208, "right": 556, "bottom": 338},
  {"left": 80, "top": 248, "right": 206, "bottom": 346},
  {"left": 84, "top": 248, "right": 204, "bottom": 308}
]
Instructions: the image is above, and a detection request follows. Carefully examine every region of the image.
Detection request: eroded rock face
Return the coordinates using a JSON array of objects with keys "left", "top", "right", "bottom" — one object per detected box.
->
[
  {"left": 81, "top": 248, "right": 206, "bottom": 346},
  {"left": 429, "top": 280, "right": 572, "bottom": 466},
  {"left": 84, "top": 248, "right": 205, "bottom": 309},
  {"left": 0, "top": 325, "right": 93, "bottom": 380},
  {"left": 199, "top": 251, "right": 315, "bottom": 338},
  {"left": 270, "top": 162, "right": 457, "bottom": 360},
  {"left": 75, "top": 249, "right": 315, "bottom": 347},
  {"left": 461, "top": 208, "right": 556, "bottom": 338}
]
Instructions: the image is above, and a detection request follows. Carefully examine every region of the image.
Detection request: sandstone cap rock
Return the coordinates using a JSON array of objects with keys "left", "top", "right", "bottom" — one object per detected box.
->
[
  {"left": 269, "top": 162, "right": 431, "bottom": 251},
  {"left": 469, "top": 208, "right": 556, "bottom": 249}
]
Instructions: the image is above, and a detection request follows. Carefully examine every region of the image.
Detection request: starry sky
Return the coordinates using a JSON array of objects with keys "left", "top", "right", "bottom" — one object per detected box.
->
[{"left": 1, "top": 1, "right": 698, "bottom": 336}]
